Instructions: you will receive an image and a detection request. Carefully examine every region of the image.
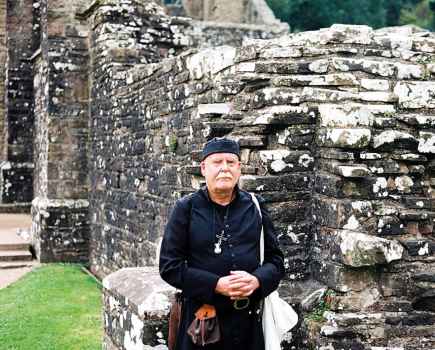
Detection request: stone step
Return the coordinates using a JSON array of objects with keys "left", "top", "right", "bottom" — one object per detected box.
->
[
  {"left": 0, "top": 242, "right": 31, "bottom": 251},
  {"left": 0, "top": 203, "right": 31, "bottom": 214},
  {"left": 0, "top": 260, "right": 36, "bottom": 269},
  {"left": 0, "top": 250, "right": 33, "bottom": 262}
]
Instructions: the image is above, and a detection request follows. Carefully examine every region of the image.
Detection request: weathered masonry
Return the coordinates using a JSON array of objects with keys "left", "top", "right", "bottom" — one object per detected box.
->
[
  {"left": 0, "top": 0, "right": 286, "bottom": 260},
  {"left": 93, "top": 21, "right": 435, "bottom": 350},
  {"left": 0, "top": 0, "right": 36, "bottom": 211},
  {"left": 2, "top": 0, "right": 435, "bottom": 349}
]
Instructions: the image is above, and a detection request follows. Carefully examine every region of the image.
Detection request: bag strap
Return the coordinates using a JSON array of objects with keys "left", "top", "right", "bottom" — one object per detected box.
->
[{"left": 250, "top": 193, "right": 264, "bottom": 265}]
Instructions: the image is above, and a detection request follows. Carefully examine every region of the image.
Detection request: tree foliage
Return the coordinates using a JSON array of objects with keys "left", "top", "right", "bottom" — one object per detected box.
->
[
  {"left": 400, "top": 0, "right": 435, "bottom": 30},
  {"left": 266, "top": 0, "right": 435, "bottom": 31}
]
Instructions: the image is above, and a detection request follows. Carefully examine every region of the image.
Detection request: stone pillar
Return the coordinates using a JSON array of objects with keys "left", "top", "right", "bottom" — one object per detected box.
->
[
  {"left": 0, "top": 0, "right": 35, "bottom": 211},
  {"left": 0, "top": 0, "right": 6, "bottom": 161},
  {"left": 84, "top": 0, "right": 190, "bottom": 279},
  {"left": 102, "top": 267, "right": 175, "bottom": 350},
  {"left": 30, "top": 0, "right": 91, "bottom": 263}
]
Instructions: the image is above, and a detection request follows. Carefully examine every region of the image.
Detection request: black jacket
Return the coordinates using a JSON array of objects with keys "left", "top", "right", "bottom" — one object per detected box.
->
[{"left": 159, "top": 186, "right": 285, "bottom": 350}]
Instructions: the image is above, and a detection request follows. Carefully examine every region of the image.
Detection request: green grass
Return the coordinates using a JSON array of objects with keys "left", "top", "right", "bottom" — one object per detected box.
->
[{"left": 0, "top": 264, "right": 103, "bottom": 350}]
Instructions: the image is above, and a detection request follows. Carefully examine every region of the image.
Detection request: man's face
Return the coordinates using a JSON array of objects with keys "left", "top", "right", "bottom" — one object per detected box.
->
[{"left": 201, "top": 153, "right": 241, "bottom": 193}]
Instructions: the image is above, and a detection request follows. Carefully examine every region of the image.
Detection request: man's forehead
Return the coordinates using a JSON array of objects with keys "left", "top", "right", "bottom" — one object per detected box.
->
[{"left": 205, "top": 153, "right": 239, "bottom": 161}]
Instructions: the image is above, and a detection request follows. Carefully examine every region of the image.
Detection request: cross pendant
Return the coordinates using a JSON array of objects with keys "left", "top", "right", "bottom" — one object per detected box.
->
[{"left": 214, "top": 243, "right": 222, "bottom": 254}]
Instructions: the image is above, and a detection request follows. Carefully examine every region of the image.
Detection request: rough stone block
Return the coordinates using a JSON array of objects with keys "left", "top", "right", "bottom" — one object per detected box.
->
[
  {"left": 402, "top": 240, "right": 434, "bottom": 257},
  {"left": 103, "top": 267, "right": 176, "bottom": 349},
  {"left": 333, "top": 163, "right": 371, "bottom": 178},
  {"left": 335, "top": 230, "right": 403, "bottom": 267},
  {"left": 360, "top": 79, "right": 390, "bottom": 91},
  {"left": 417, "top": 131, "right": 435, "bottom": 153},
  {"left": 314, "top": 196, "right": 374, "bottom": 230},
  {"left": 259, "top": 150, "right": 314, "bottom": 173},
  {"left": 272, "top": 73, "right": 358, "bottom": 87},
  {"left": 318, "top": 104, "right": 374, "bottom": 128},
  {"left": 373, "top": 130, "right": 417, "bottom": 151},
  {"left": 332, "top": 57, "right": 396, "bottom": 77},
  {"left": 185, "top": 46, "right": 236, "bottom": 79},
  {"left": 312, "top": 260, "right": 377, "bottom": 292},
  {"left": 276, "top": 125, "right": 315, "bottom": 149},
  {"left": 197, "top": 103, "right": 232, "bottom": 116},
  {"left": 394, "top": 82, "right": 435, "bottom": 109},
  {"left": 253, "top": 87, "right": 302, "bottom": 108},
  {"left": 240, "top": 175, "right": 283, "bottom": 192},
  {"left": 412, "top": 37, "right": 435, "bottom": 53},
  {"left": 259, "top": 47, "right": 302, "bottom": 59},
  {"left": 266, "top": 200, "right": 309, "bottom": 223},
  {"left": 317, "top": 128, "right": 371, "bottom": 149},
  {"left": 252, "top": 105, "right": 317, "bottom": 125}
]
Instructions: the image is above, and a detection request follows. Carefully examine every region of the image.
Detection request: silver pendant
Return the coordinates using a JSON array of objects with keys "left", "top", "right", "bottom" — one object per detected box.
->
[{"left": 214, "top": 243, "right": 222, "bottom": 254}]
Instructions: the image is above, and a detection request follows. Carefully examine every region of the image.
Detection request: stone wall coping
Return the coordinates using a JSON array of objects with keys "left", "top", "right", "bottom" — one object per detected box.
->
[
  {"left": 189, "top": 19, "right": 288, "bottom": 34},
  {"left": 119, "top": 45, "right": 238, "bottom": 83},
  {"left": 115, "top": 23, "right": 435, "bottom": 90},
  {"left": 243, "top": 24, "right": 435, "bottom": 49},
  {"left": 103, "top": 266, "right": 176, "bottom": 318}
]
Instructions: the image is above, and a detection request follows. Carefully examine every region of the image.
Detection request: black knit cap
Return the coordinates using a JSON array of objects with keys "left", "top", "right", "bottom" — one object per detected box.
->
[{"left": 201, "top": 137, "right": 240, "bottom": 161}]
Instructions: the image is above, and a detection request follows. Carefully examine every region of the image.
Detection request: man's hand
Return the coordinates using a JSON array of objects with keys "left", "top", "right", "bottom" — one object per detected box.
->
[
  {"left": 228, "top": 271, "right": 260, "bottom": 299},
  {"left": 215, "top": 274, "right": 240, "bottom": 297},
  {"left": 215, "top": 271, "right": 260, "bottom": 299}
]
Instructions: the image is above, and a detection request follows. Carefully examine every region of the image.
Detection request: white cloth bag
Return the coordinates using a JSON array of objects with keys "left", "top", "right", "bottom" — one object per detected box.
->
[{"left": 251, "top": 193, "right": 298, "bottom": 350}]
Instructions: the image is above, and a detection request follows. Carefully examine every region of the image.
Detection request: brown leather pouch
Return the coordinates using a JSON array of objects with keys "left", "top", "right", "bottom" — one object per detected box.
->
[
  {"left": 187, "top": 304, "right": 221, "bottom": 346},
  {"left": 168, "top": 292, "right": 182, "bottom": 350}
]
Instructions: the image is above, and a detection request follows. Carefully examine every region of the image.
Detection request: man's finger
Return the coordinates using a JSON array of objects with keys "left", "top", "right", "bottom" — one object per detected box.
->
[
  {"left": 228, "top": 282, "right": 249, "bottom": 290},
  {"left": 223, "top": 274, "right": 241, "bottom": 282},
  {"left": 229, "top": 276, "right": 251, "bottom": 283}
]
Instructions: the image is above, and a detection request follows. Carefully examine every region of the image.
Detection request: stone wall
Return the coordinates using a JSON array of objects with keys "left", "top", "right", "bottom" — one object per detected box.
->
[
  {"left": 30, "top": 0, "right": 91, "bottom": 262},
  {"left": 24, "top": 0, "right": 284, "bottom": 263},
  {"left": 0, "top": 0, "right": 35, "bottom": 208},
  {"left": 181, "top": 0, "right": 287, "bottom": 31},
  {"left": 179, "top": 21, "right": 287, "bottom": 48},
  {"left": 97, "top": 23, "right": 435, "bottom": 349},
  {"left": 306, "top": 26, "right": 435, "bottom": 349},
  {"left": 0, "top": 0, "right": 6, "bottom": 161},
  {"left": 85, "top": 0, "right": 287, "bottom": 277},
  {"left": 5, "top": 0, "right": 34, "bottom": 163}
]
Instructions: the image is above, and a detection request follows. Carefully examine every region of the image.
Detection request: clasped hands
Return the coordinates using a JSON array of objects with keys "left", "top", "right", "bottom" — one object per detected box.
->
[{"left": 215, "top": 270, "right": 260, "bottom": 300}]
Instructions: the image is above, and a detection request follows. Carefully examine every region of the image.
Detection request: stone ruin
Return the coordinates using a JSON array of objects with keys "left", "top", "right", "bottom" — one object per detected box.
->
[{"left": 2, "top": 0, "right": 435, "bottom": 349}]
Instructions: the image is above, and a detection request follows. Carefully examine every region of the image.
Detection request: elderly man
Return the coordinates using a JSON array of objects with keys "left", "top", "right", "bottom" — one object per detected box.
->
[{"left": 159, "top": 137, "right": 285, "bottom": 350}]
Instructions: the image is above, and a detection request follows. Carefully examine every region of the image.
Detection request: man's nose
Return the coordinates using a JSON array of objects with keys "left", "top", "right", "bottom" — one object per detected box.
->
[{"left": 220, "top": 161, "right": 230, "bottom": 171}]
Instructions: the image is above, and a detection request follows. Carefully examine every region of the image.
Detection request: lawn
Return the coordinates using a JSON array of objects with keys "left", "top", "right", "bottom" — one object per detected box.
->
[{"left": 0, "top": 264, "right": 103, "bottom": 350}]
